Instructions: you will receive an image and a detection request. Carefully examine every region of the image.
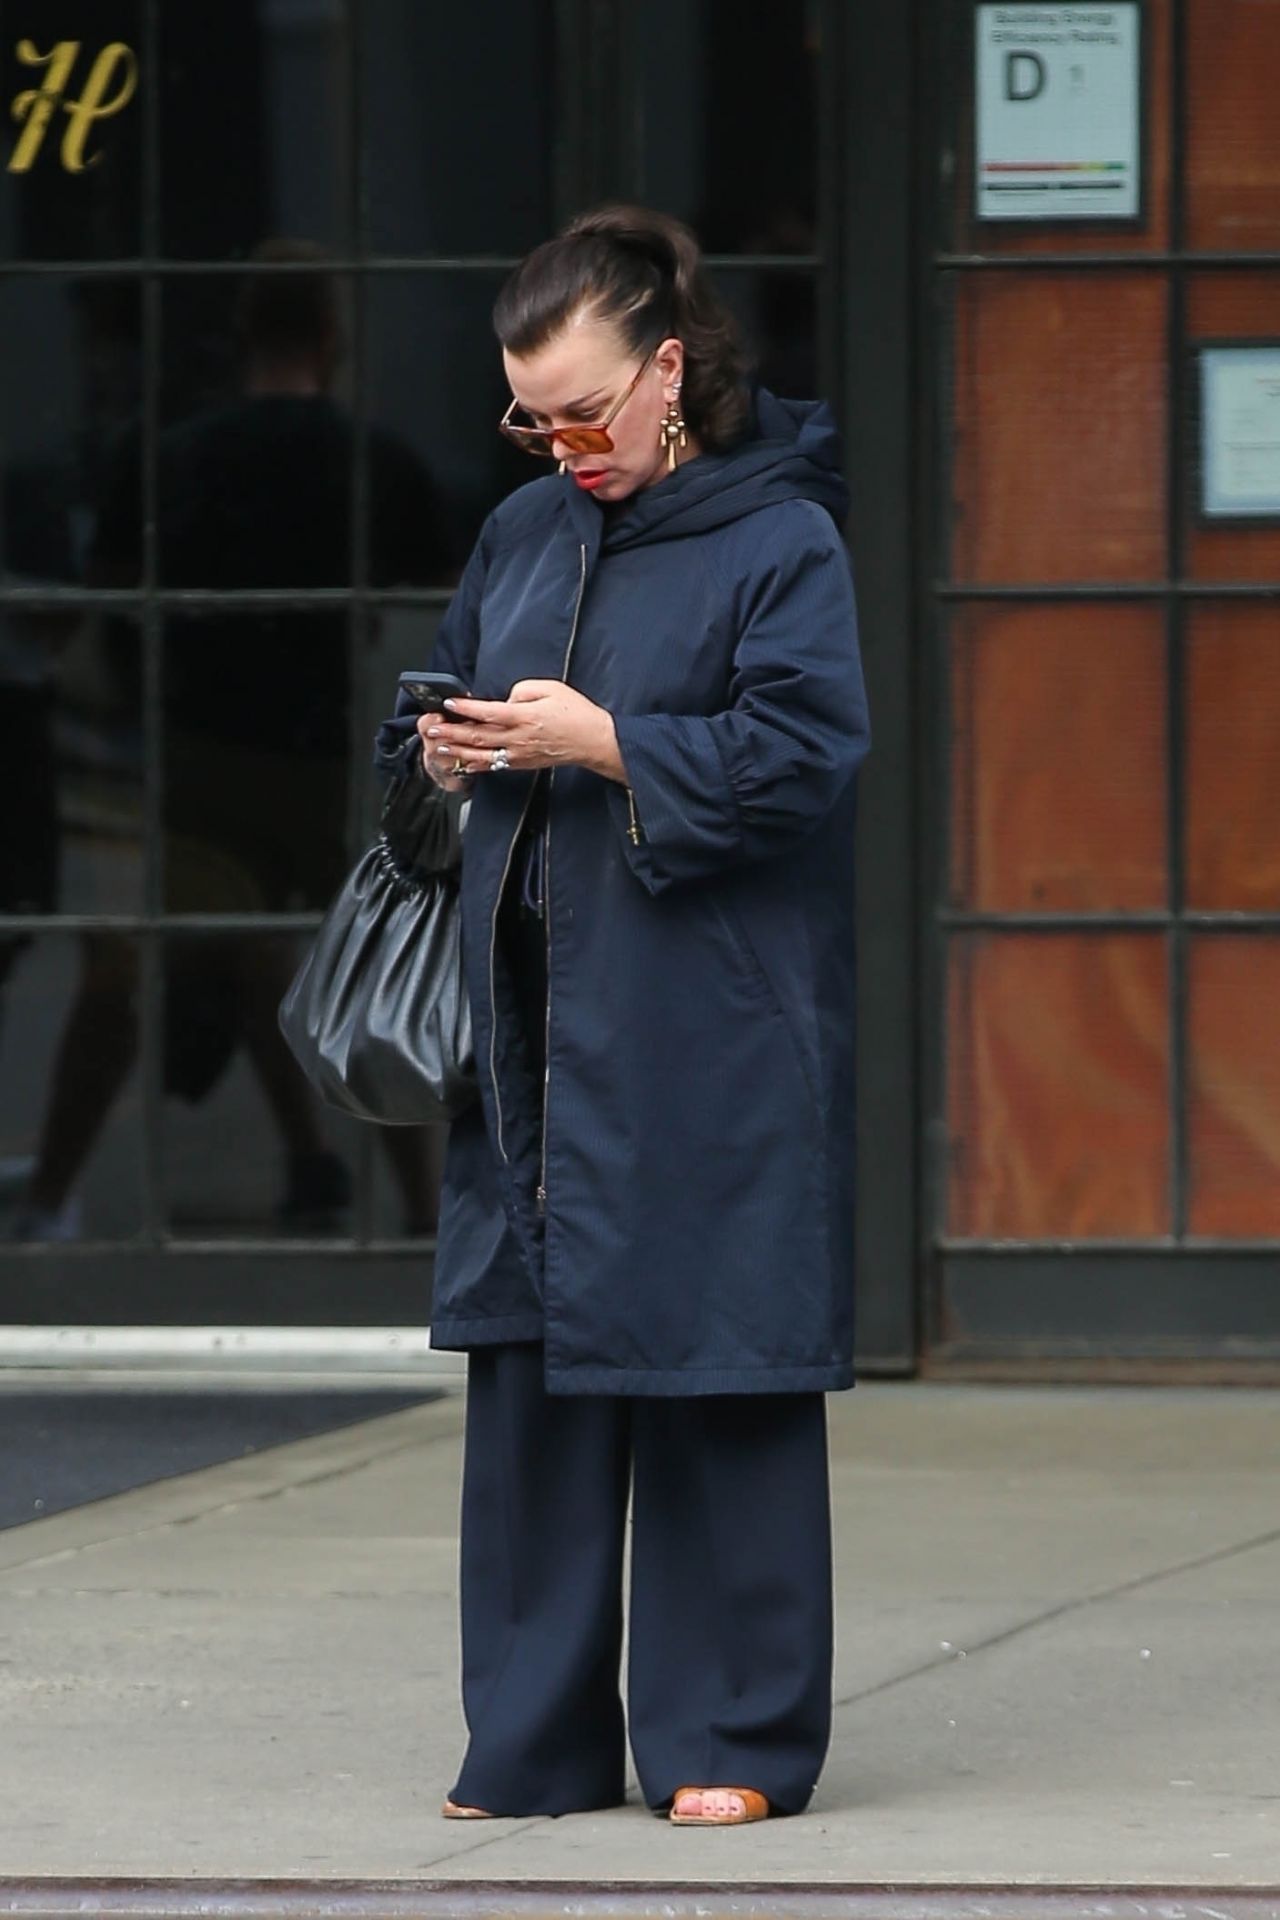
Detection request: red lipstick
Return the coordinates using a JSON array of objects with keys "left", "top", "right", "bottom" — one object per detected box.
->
[{"left": 573, "top": 470, "right": 608, "bottom": 491}]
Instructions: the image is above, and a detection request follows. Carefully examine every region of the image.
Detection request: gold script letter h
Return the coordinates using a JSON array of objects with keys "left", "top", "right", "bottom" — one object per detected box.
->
[{"left": 9, "top": 39, "right": 138, "bottom": 174}]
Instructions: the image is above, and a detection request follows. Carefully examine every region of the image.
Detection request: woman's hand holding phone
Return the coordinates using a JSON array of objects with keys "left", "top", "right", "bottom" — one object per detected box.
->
[
  {"left": 425, "top": 680, "right": 626, "bottom": 783},
  {"left": 397, "top": 671, "right": 475, "bottom": 790}
]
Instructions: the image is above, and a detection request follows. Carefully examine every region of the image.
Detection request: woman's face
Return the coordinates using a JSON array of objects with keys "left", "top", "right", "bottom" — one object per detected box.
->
[{"left": 502, "top": 314, "right": 687, "bottom": 504}]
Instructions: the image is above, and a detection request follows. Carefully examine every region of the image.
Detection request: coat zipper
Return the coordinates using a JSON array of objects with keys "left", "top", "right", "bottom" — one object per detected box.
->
[
  {"left": 488, "top": 785, "right": 537, "bottom": 1169},
  {"left": 536, "top": 540, "right": 589, "bottom": 1214},
  {"left": 626, "top": 787, "right": 642, "bottom": 845}
]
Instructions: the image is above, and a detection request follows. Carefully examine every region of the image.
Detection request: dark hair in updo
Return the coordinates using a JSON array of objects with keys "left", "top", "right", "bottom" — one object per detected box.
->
[{"left": 492, "top": 204, "right": 754, "bottom": 452}]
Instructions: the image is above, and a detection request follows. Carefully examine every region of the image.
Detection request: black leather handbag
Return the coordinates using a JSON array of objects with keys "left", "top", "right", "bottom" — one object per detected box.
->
[{"left": 278, "top": 754, "right": 477, "bottom": 1124}]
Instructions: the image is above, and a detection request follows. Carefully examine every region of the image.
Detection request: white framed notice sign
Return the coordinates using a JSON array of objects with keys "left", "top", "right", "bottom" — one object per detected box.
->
[
  {"left": 975, "top": 5, "right": 1144, "bottom": 223},
  {"left": 1197, "top": 344, "right": 1280, "bottom": 524}
]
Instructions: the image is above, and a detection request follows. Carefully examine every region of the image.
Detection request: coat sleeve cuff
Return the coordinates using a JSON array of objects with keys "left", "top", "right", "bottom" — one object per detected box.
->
[{"left": 610, "top": 711, "right": 744, "bottom": 892}]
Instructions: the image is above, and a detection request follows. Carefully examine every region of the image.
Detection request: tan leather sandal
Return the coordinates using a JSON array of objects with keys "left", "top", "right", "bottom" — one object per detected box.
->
[
  {"left": 669, "top": 1785, "right": 770, "bottom": 1825},
  {"left": 441, "top": 1798, "right": 492, "bottom": 1820}
]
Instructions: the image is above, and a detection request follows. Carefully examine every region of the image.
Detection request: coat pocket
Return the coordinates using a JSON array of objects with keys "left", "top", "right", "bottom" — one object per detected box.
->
[
  {"left": 707, "top": 892, "right": 829, "bottom": 1134},
  {"left": 702, "top": 894, "right": 775, "bottom": 1006}
]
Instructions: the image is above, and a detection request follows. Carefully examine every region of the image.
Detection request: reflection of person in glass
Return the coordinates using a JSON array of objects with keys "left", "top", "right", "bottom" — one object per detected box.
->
[
  {"left": 376, "top": 207, "right": 869, "bottom": 1825},
  {"left": 17, "top": 240, "right": 455, "bottom": 1235},
  {"left": 0, "top": 575, "right": 68, "bottom": 1222},
  {"left": 0, "top": 335, "right": 133, "bottom": 1239}
]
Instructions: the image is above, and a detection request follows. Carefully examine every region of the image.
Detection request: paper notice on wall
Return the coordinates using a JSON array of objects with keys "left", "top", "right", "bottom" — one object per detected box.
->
[
  {"left": 975, "top": 5, "right": 1142, "bottom": 222},
  {"left": 1200, "top": 347, "right": 1280, "bottom": 521}
]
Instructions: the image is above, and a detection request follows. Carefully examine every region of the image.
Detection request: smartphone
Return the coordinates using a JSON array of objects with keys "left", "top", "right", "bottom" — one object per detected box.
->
[{"left": 397, "top": 669, "right": 470, "bottom": 714}]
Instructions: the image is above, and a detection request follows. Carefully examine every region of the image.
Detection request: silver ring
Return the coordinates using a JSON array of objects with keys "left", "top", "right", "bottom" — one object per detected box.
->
[{"left": 490, "top": 747, "right": 511, "bottom": 773}]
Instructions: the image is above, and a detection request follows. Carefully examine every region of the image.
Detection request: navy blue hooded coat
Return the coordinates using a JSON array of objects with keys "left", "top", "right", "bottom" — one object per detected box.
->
[{"left": 379, "top": 390, "right": 870, "bottom": 1396}]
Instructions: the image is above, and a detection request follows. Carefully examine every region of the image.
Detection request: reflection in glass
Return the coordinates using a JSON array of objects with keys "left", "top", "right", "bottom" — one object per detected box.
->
[
  {"left": 370, "top": 1123, "right": 446, "bottom": 1241},
  {"left": 715, "top": 271, "right": 817, "bottom": 401},
  {"left": 366, "top": 601, "right": 450, "bottom": 1245},
  {"left": 365, "top": 273, "right": 530, "bottom": 553},
  {"left": 142, "top": 248, "right": 459, "bottom": 915},
  {"left": 1, "top": 277, "right": 143, "bottom": 587},
  {"left": 0, "top": 277, "right": 144, "bottom": 913},
  {"left": 365, "top": 602, "right": 444, "bottom": 820},
  {"left": 160, "top": 615, "right": 351, "bottom": 916},
  {"left": 159, "top": 0, "right": 351, "bottom": 259},
  {"left": 635, "top": 0, "right": 817, "bottom": 257},
  {"left": 162, "top": 935, "right": 357, "bottom": 1238},
  {"left": 0, "top": 931, "right": 142, "bottom": 1242},
  {"left": 149, "top": 249, "right": 458, "bottom": 591},
  {"left": 362, "top": 0, "right": 553, "bottom": 258},
  {"left": 0, "top": 11, "right": 143, "bottom": 262}
]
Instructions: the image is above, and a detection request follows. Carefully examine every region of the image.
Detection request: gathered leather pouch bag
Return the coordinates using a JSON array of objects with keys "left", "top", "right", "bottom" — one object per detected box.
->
[{"left": 278, "top": 754, "right": 476, "bottom": 1124}]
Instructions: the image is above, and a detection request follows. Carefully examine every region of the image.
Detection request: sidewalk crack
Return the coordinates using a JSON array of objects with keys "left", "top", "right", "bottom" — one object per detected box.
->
[
  {"left": 834, "top": 1518, "right": 1280, "bottom": 1712},
  {"left": 411, "top": 1815, "right": 548, "bottom": 1868}
]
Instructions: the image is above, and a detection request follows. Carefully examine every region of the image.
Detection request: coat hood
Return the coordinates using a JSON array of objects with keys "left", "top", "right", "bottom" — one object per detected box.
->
[{"left": 565, "top": 386, "right": 849, "bottom": 552}]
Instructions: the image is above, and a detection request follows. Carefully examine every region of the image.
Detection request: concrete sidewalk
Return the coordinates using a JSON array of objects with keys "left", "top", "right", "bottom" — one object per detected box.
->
[{"left": 0, "top": 1380, "right": 1277, "bottom": 1887}]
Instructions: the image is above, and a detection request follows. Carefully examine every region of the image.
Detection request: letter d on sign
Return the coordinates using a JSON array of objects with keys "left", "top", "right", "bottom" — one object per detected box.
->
[{"left": 1006, "top": 51, "right": 1046, "bottom": 101}]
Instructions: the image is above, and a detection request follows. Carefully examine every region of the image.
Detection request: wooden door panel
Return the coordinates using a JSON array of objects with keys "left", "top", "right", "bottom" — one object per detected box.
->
[
  {"left": 1186, "top": 0, "right": 1280, "bottom": 251},
  {"left": 1189, "top": 937, "right": 1280, "bottom": 1236},
  {"left": 947, "top": 933, "right": 1170, "bottom": 1239},
  {"left": 1186, "top": 603, "right": 1280, "bottom": 910},
  {"left": 949, "top": 602, "right": 1167, "bottom": 911},
  {"left": 950, "top": 273, "right": 1168, "bottom": 584}
]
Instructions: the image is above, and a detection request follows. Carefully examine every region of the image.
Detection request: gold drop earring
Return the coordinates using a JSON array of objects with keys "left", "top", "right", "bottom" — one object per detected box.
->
[{"left": 659, "top": 380, "right": 687, "bottom": 472}]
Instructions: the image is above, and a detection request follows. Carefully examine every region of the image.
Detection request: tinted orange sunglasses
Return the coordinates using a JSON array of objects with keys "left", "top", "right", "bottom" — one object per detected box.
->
[{"left": 498, "top": 348, "right": 658, "bottom": 458}]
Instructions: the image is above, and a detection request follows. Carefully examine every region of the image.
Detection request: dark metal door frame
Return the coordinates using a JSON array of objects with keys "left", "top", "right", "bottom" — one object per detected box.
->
[{"left": 838, "top": 2, "right": 921, "bottom": 1371}]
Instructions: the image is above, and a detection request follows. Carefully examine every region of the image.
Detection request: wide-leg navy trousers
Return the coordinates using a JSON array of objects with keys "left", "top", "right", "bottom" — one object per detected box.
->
[{"left": 449, "top": 1342, "right": 834, "bottom": 1818}]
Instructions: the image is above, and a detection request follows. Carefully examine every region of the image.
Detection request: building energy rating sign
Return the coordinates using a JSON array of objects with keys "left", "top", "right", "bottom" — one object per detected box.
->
[{"left": 975, "top": 6, "right": 1142, "bottom": 222}]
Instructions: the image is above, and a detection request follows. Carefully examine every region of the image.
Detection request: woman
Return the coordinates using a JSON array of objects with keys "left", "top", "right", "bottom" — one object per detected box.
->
[{"left": 377, "top": 205, "right": 869, "bottom": 1826}]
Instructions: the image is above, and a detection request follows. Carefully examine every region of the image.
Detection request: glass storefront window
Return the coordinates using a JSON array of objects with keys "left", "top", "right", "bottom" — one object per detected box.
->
[
  {"left": 361, "top": 0, "right": 554, "bottom": 258},
  {"left": 159, "top": 613, "right": 353, "bottom": 916},
  {"left": 1, "top": 275, "right": 143, "bottom": 589},
  {"left": 159, "top": 0, "right": 351, "bottom": 259},
  {"left": 0, "top": 930, "right": 145, "bottom": 1243},
  {"left": 0, "top": 274, "right": 145, "bottom": 915},
  {"left": 714, "top": 269, "right": 818, "bottom": 400},
  {"left": 0, "top": 0, "right": 848, "bottom": 1327},
  {"left": 156, "top": 263, "right": 360, "bottom": 592},
  {"left": 161, "top": 933, "right": 362, "bottom": 1239},
  {"left": 363, "top": 272, "right": 522, "bottom": 562},
  {"left": 369, "top": 1123, "right": 446, "bottom": 1241},
  {"left": 0, "top": 8, "right": 143, "bottom": 262},
  {"left": 632, "top": 0, "right": 819, "bottom": 259}
]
